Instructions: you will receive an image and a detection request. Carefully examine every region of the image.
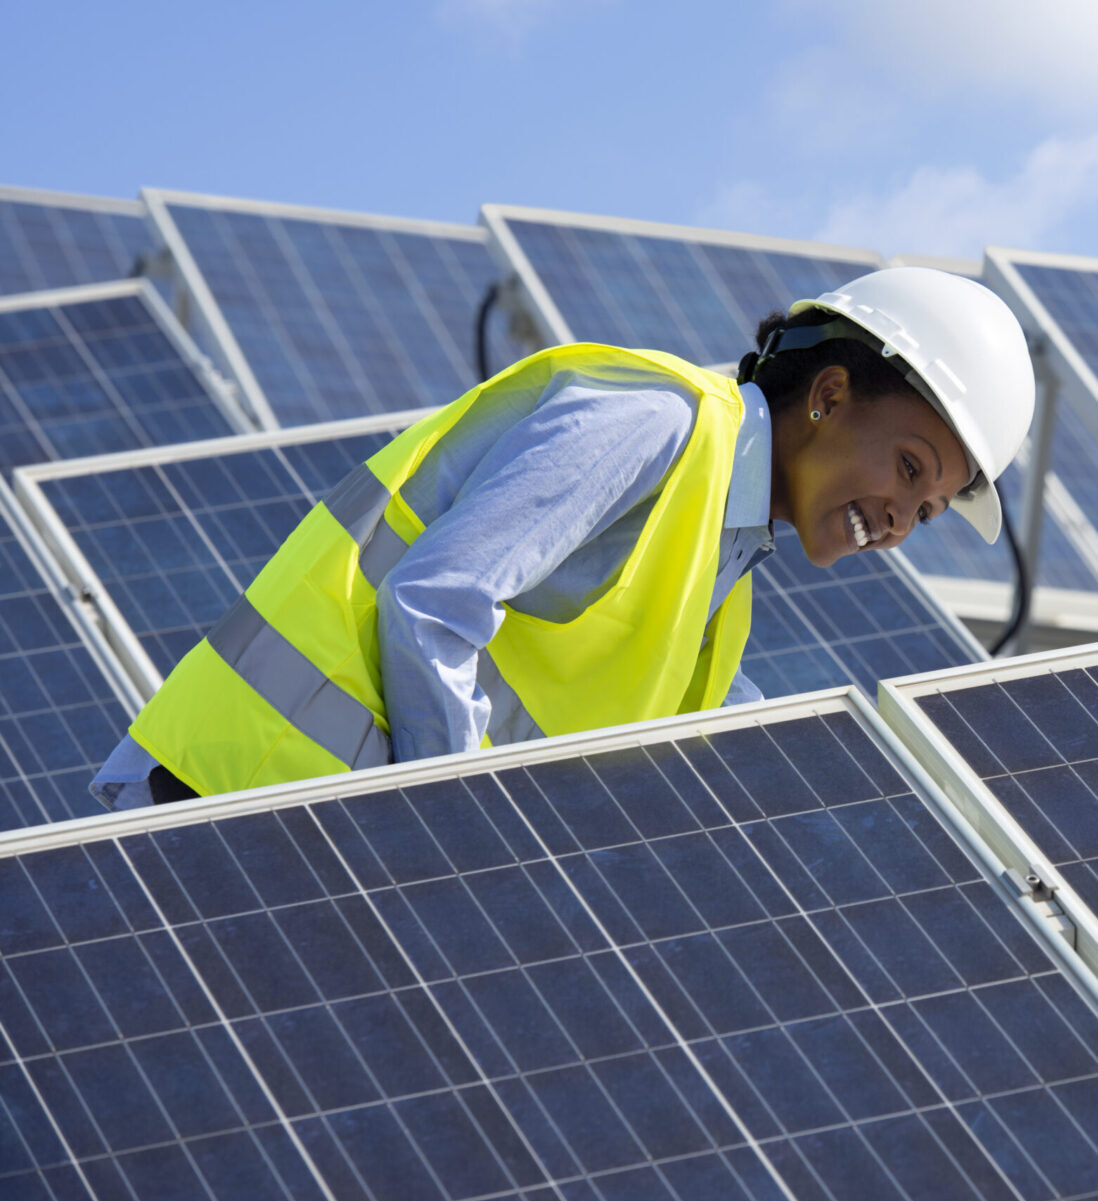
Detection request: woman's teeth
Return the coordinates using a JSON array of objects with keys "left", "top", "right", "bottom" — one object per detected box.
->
[{"left": 848, "top": 503, "right": 870, "bottom": 548}]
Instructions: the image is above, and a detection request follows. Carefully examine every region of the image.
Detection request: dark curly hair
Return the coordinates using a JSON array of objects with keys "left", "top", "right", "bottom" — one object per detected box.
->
[{"left": 742, "top": 307, "right": 923, "bottom": 417}]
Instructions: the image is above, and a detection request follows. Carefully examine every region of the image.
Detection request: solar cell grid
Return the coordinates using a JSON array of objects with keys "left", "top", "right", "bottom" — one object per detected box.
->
[
  {"left": 0, "top": 497, "right": 130, "bottom": 831},
  {"left": 0, "top": 191, "right": 150, "bottom": 296},
  {"left": 0, "top": 285, "right": 239, "bottom": 479},
  {"left": 148, "top": 192, "right": 522, "bottom": 428},
  {"left": 1, "top": 698, "right": 1096, "bottom": 1198},
  {"left": 30, "top": 430, "right": 392, "bottom": 678},
  {"left": 483, "top": 209, "right": 881, "bottom": 366},
  {"left": 905, "top": 660, "right": 1098, "bottom": 918},
  {"left": 744, "top": 526, "right": 980, "bottom": 699}
]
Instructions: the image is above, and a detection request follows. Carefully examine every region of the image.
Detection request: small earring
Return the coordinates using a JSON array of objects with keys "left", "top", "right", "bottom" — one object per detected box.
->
[{"left": 810, "top": 409, "right": 822, "bottom": 423}]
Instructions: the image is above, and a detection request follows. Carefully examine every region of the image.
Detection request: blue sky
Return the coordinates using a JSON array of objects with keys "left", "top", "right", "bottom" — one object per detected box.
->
[{"left": 5, "top": 0, "right": 1098, "bottom": 261}]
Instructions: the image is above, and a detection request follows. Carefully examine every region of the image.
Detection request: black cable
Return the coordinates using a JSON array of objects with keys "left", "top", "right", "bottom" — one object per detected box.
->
[
  {"left": 475, "top": 283, "right": 499, "bottom": 381},
  {"left": 989, "top": 481, "right": 1030, "bottom": 656}
]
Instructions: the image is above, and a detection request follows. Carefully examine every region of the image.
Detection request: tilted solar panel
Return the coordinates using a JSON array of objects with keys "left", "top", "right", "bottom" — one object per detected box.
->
[
  {"left": 480, "top": 206, "right": 883, "bottom": 366},
  {"left": 881, "top": 644, "right": 1098, "bottom": 1003},
  {"left": 0, "top": 281, "right": 246, "bottom": 480},
  {"left": 143, "top": 190, "right": 522, "bottom": 430},
  {"left": 16, "top": 418, "right": 982, "bottom": 711},
  {"left": 0, "top": 479, "right": 138, "bottom": 831},
  {"left": 0, "top": 187, "right": 152, "bottom": 297},
  {"left": 950, "top": 248, "right": 1098, "bottom": 628},
  {"left": 1, "top": 693, "right": 1095, "bottom": 1199},
  {"left": 16, "top": 421, "right": 410, "bottom": 687}
]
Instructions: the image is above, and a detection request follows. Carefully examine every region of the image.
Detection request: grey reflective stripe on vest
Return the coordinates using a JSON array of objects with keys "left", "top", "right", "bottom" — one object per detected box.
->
[
  {"left": 324, "top": 461, "right": 410, "bottom": 588},
  {"left": 208, "top": 594, "right": 390, "bottom": 770},
  {"left": 478, "top": 650, "right": 544, "bottom": 746},
  {"left": 358, "top": 519, "right": 409, "bottom": 589},
  {"left": 324, "top": 462, "right": 392, "bottom": 549}
]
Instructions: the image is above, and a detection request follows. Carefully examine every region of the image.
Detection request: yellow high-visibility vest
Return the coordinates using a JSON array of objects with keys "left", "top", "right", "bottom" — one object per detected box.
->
[{"left": 129, "top": 344, "right": 754, "bottom": 796}]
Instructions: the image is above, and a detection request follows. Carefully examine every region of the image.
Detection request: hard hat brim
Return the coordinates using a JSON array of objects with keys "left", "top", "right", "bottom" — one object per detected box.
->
[{"left": 949, "top": 478, "right": 1001, "bottom": 544}]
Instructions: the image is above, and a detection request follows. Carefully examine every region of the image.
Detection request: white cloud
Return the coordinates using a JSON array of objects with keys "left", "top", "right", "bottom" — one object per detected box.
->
[
  {"left": 784, "top": 0, "right": 1098, "bottom": 111},
  {"left": 812, "top": 134, "right": 1098, "bottom": 258}
]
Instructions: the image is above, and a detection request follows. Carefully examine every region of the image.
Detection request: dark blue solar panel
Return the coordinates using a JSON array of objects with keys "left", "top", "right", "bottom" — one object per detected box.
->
[
  {"left": 912, "top": 658, "right": 1098, "bottom": 916},
  {"left": 0, "top": 195, "right": 150, "bottom": 295},
  {"left": 745, "top": 526, "right": 978, "bottom": 698},
  {"left": 1, "top": 703, "right": 1094, "bottom": 1198},
  {"left": 498, "top": 217, "right": 878, "bottom": 365},
  {"left": 160, "top": 199, "right": 522, "bottom": 425},
  {"left": 0, "top": 289, "right": 237, "bottom": 477},
  {"left": 35, "top": 436, "right": 979, "bottom": 699},
  {"left": 36, "top": 432, "right": 395, "bottom": 676},
  {"left": 0, "top": 507, "right": 129, "bottom": 831}
]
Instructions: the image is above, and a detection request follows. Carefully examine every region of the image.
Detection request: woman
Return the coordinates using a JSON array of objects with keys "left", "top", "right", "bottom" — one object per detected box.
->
[{"left": 91, "top": 266, "right": 1034, "bottom": 808}]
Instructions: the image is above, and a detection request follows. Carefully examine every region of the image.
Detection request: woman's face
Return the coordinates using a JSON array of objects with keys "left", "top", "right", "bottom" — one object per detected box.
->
[{"left": 771, "top": 365, "right": 971, "bottom": 568}]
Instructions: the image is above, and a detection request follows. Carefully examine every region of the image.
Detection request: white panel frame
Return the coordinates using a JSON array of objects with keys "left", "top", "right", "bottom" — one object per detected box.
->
[
  {"left": 924, "top": 576, "right": 1098, "bottom": 637},
  {"left": 2, "top": 674, "right": 1089, "bottom": 1017},
  {"left": 984, "top": 247, "right": 1098, "bottom": 636},
  {"left": 0, "top": 184, "right": 145, "bottom": 216},
  {"left": 986, "top": 245, "right": 1098, "bottom": 434},
  {"left": 480, "top": 202, "right": 884, "bottom": 350},
  {"left": 880, "top": 644, "right": 1098, "bottom": 1009},
  {"left": 12, "top": 411, "right": 429, "bottom": 699},
  {"left": 143, "top": 188, "right": 495, "bottom": 433},
  {"left": 0, "top": 474, "right": 145, "bottom": 717},
  {"left": 0, "top": 686, "right": 873, "bottom": 850}
]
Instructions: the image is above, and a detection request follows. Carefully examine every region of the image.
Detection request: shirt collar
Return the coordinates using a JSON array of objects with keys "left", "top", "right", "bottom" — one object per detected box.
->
[{"left": 725, "top": 381, "right": 772, "bottom": 530}]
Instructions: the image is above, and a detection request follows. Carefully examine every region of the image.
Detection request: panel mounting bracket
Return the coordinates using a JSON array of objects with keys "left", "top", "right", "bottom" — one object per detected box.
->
[{"left": 1002, "top": 867, "right": 1076, "bottom": 948}]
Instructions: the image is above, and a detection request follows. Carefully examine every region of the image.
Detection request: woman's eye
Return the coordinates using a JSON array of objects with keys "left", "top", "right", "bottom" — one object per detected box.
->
[
  {"left": 902, "top": 455, "right": 916, "bottom": 480},
  {"left": 918, "top": 504, "right": 930, "bottom": 525}
]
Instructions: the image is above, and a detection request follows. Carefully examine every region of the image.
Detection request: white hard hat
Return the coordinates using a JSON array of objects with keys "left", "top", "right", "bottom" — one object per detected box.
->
[{"left": 788, "top": 266, "right": 1035, "bottom": 543}]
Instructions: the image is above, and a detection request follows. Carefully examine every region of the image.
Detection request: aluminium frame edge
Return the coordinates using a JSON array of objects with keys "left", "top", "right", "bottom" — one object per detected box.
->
[
  {"left": 141, "top": 188, "right": 280, "bottom": 432},
  {"left": 879, "top": 654, "right": 1098, "bottom": 1011},
  {"left": 0, "top": 687, "right": 868, "bottom": 852},
  {"left": 480, "top": 203, "right": 884, "bottom": 263},
  {"left": 14, "top": 409, "right": 431, "bottom": 483},
  {"left": 11, "top": 470, "right": 164, "bottom": 702},
  {"left": 985, "top": 246, "right": 1098, "bottom": 440},
  {"left": 479, "top": 204, "right": 575, "bottom": 347},
  {"left": 143, "top": 187, "right": 488, "bottom": 241},
  {"left": 0, "top": 184, "right": 146, "bottom": 217},
  {"left": 0, "top": 475, "right": 146, "bottom": 717}
]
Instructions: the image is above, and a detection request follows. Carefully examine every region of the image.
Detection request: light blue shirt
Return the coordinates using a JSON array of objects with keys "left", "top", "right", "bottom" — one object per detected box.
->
[{"left": 91, "top": 376, "right": 773, "bottom": 810}]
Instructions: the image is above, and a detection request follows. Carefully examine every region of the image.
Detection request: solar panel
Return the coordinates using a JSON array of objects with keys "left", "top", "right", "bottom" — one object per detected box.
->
[
  {"left": 0, "top": 186, "right": 152, "bottom": 296},
  {"left": 746, "top": 529, "right": 983, "bottom": 699},
  {"left": 0, "top": 281, "right": 248, "bottom": 480},
  {"left": 15, "top": 418, "right": 416, "bottom": 693},
  {"left": 143, "top": 189, "right": 522, "bottom": 430},
  {"left": 1, "top": 691, "right": 1095, "bottom": 1199},
  {"left": 480, "top": 206, "right": 883, "bottom": 366},
  {"left": 948, "top": 247, "right": 1098, "bottom": 631},
  {"left": 16, "top": 416, "right": 982, "bottom": 711},
  {"left": 0, "top": 477, "right": 139, "bottom": 832},
  {"left": 881, "top": 644, "right": 1098, "bottom": 1004}
]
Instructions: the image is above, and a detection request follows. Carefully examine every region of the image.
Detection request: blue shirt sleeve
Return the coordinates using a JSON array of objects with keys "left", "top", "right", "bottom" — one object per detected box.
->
[{"left": 376, "top": 377, "right": 698, "bottom": 761}]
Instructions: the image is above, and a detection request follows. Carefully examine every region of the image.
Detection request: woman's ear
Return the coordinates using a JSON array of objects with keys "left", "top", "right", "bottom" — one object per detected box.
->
[{"left": 807, "top": 364, "right": 851, "bottom": 420}]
